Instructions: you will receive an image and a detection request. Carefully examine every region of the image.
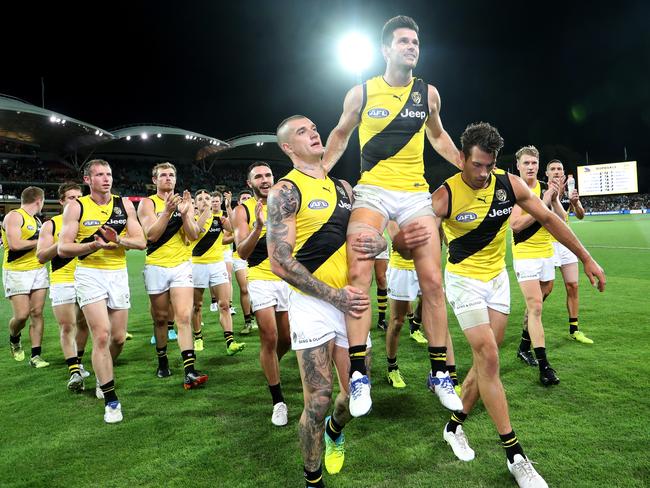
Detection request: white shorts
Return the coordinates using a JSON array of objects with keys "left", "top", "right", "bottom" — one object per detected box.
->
[
  {"left": 223, "top": 249, "right": 233, "bottom": 263},
  {"left": 445, "top": 269, "right": 510, "bottom": 330},
  {"left": 2, "top": 267, "right": 49, "bottom": 297},
  {"left": 143, "top": 261, "right": 193, "bottom": 294},
  {"left": 50, "top": 283, "right": 76, "bottom": 306},
  {"left": 552, "top": 242, "right": 579, "bottom": 267},
  {"left": 387, "top": 266, "right": 420, "bottom": 301},
  {"left": 75, "top": 267, "right": 130, "bottom": 310},
  {"left": 376, "top": 249, "right": 389, "bottom": 260},
  {"left": 192, "top": 261, "right": 229, "bottom": 288},
  {"left": 232, "top": 257, "right": 248, "bottom": 273},
  {"left": 249, "top": 280, "right": 289, "bottom": 313},
  {"left": 513, "top": 257, "right": 555, "bottom": 283},
  {"left": 352, "top": 184, "right": 434, "bottom": 226},
  {"left": 288, "top": 290, "right": 372, "bottom": 351}
]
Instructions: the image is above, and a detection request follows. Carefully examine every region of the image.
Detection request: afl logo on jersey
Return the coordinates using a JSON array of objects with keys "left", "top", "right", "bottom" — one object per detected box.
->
[
  {"left": 83, "top": 220, "right": 101, "bottom": 226},
  {"left": 367, "top": 108, "right": 389, "bottom": 119},
  {"left": 456, "top": 212, "right": 478, "bottom": 223},
  {"left": 308, "top": 199, "right": 329, "bottom": 210}
]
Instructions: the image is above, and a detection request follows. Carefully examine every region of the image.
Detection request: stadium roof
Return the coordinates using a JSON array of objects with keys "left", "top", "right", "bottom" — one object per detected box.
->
[
  {"left": 211, "top": 133, "right": 291, "bottom": 165},
  {"left": 0, "top": 94, "right": 114, "bottom": 153},
  {"left": 80, "top": 124, "right": 229, "bottom": 162}
]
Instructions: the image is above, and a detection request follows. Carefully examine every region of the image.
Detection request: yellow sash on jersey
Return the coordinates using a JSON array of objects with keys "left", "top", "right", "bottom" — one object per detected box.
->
[
  {"left": 50, "top": 214, "right": 76, "bottom": 284},
  {"left": 76, "top": 195, "right": 127, "bottom": 270},
  {"left": 511, "top": 181, "right": 553, "bottom": 259},
  {"left": 145, "top": 194, "right": 191, "bottom": 267},
  {"left": 1, "top": 208, "right": 43, "bottom": 271}
]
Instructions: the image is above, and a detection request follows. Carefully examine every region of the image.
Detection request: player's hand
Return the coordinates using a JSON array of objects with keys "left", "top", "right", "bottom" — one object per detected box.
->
[
  {"left": 93, "top": 234, "right": 117, "bottom": 249},
  {"left": 333, "top": 286, "right": 370, "bottom": 318},
  {"left": 393, "top": 222, "right": 431, "bottom": 253},
  {"left": 583, "top": 257, "right": 606, "bottom": 292},
  {"left": 178, "top": 190, "right": 193, "bottom": 216},
  {"left": 254, "top": 200, "right": 264, "bottom": 228},
  {"left": 164, "top": 192, "right": 181, "bottom": 214},
  {"left": 555, "top": 175, "right": 566, "bottom": 197},
  {"left": 99, "top": 225, "right": 120, "bottom": 244},
  {"left": 224, "top": 191, "right": 232, "bottom": 208},
  {"left": 569, "top": 189, "right": 580, "bottom": 203},
  {"left": 350, "top": 232, "right": 387, "bottom": 260}
]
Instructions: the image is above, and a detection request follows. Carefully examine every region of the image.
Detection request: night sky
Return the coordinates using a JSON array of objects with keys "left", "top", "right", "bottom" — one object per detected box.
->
[{"left": 3, "top": 0, "right": 649, "bottom": 190}]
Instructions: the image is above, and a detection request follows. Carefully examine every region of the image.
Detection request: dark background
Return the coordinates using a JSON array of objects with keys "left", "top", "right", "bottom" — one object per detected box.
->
[{"left": 3, "top": 0, "right": 649, "bottom": 190}]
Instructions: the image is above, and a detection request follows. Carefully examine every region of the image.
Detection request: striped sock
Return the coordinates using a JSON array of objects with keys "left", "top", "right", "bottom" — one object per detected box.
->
[
  {"left": 500, "top": 430, "right": 525, "bottom": 463},
  {"left": 349, "top": 345, "right": 367, "bottom": 376},
  {"left": 377, "top": 288, "right": 387, "bottom": 321},
  {"left": 428, "top": 346, "right": 447, "bottom": 375}
]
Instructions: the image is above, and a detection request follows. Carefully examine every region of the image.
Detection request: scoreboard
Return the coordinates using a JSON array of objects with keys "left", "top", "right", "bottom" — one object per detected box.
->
[{"left": 576, "top": 161, "right": 638, "bottom": 196}]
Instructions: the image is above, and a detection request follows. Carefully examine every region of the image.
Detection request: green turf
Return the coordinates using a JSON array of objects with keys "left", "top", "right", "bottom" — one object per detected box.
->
[{"left": 1, "top": 214, "right": 649, "bottom": 487}]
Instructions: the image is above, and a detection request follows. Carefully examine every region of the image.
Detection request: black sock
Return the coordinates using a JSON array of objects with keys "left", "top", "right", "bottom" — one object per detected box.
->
[
  {"left": 100, "top": 380, "right": 118, "bottom": 405},
  {"left": 348, "top": 345, "right": 367, "bottom": 376},
  {"left": 211, "top": 297, "right": 217, "bottom": 304},
  {"left": 304, "top": 465, "right": 324, "bottom": 488},
  {"left": 428, "top": 346, "right": 447, "bottom": 375},
  {"left": 534, "top": 347, "right": 549, "bottom": 370},
  {"left": 377, "top": 288, "right": 387, "bottom": 322},
  {"left": 519, "top": 329, "right": 531, "bottom": 352},
  {"left": 268, "top": 383, "right": 284, "bottom": 405},
  {"left": 325, "top": 415, "right": 343, "bottom": 442},
  {"left": 193, "top": 329, "right": 203, "bottom": 340},
  {"left": 66, "top": 356, "right": 80, "bottom": 377},
  {"left": 447, "top": 364, "right": 458, "bottom": 386},
  {"left": 156, "top": 345, "right": 169, "bottom": 370},
  {"left": 410, "top": 316, "right": 422, "bottom": 333},
  {"left": 167, "top": 321, "right": 174, "bottom": 331},
  {"left": 224, "top": 331, "right": 234, "bottom": 347},
  {"left": 244, "top": 314, "right": 253, "bottom": 325},
  {"left": 181, "top": 349, "right": 196, "bottom": 375},
  {"left": 387, "top": 356, "right": 398, "bottom": 372},
  {"left": 31, "top": 346, "right": 41, "bottom": 358},
  {"left": 9, "top": 333, "right": 21, "bottom": 344},
  {"left": 407, "top": 312, "right": 415, "bottom": 324},
  {"left": 77, "top": 349, "right": 85, "bottom": 361},
  {"left": 446, "top": 411, "right": 468, "bottom": 433},
  {"left": 569, "top": 317, "right": 579, "bottom": 334},
  {"left": 500, "top": 430, "right": 525, "bottom": 463}
]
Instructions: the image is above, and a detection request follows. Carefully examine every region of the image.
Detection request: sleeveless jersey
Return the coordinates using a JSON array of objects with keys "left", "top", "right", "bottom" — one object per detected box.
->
[
  {"left": 49, "top": 214, "right": 76, "bottom": 284},
  {"left": 76, "top": 195, "right": 127, "bottom": 270},
  {"left": 145, "top": 194, "right": 191, "bottom": 267},
  {"left": 1, "top": 208, "right": 43, "bottom": 271},
  {"left": 358, "top": 76, "right": 429, "bottom": 192},
  {"left": 215, "top": 211, "right": 232, "bottom": 256},
  {"left": 442, "top": 171, "right": 517, "bottom": 282},
  {"left": 279, "top": 169, "right": 351, "bottom": 292},
  {"left": 192, "top": 214, "right": 225, "bottom": 264},
  {"left": 550, "top": 189, "right": 571, "bottom": 243},
  {"left": 241, "top": 197, "right": 278, "bottom": 281},
  {"left": 511, "top": 181, "right": 553, "bottom": 259}
]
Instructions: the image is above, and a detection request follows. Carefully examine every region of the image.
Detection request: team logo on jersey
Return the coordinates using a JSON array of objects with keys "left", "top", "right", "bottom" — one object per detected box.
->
[
  {"left": 308, "top": 199, "right": 329, "bottom": 210},
  {"left": 367, "top": 108, "right": 390, "bottom": 118},
  {"left": 113, "top": 207, "right": 123, "bottom": 216},
  {"left": 411, "top": 91, "right": 422, "bottom": 105},
  {"left": 83, "top": 220, "right": 101, "bottom": 226},
  {"left": 336, "top": 185, "right": 346, "bottom": 197},
  {"left": 456, "top": 212, "right": 478, "bottom": 222},
  {"left": 495, "top": 189, "right": 507, "bottom": 202}
]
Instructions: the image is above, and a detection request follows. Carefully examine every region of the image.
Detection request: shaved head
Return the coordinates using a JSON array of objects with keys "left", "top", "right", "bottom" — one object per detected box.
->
[{"left": 276, "top": 114, "right": 308, "bottom": 146}]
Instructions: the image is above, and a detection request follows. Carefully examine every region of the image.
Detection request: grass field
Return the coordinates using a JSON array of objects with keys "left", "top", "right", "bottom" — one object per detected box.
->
[{"left": 1, "top": 214, "right": 649, "bottom": 487}]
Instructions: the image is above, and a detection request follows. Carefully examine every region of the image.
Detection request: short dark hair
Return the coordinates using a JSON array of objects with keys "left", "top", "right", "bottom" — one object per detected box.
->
[
  {"left": 382, "top": 15, "right": 419, "bottom": 46},
  {"left": 238, "top": 189, "right": 253, "bottom": 201},
  {"left": 21, "top": 186, "right": 45, "bottom": 204},
  {"left": 546, "top": 159, "right": 563, "bottom": 171},
  {"left": 246, "top": 161, "right": 271, "bottom": 180},
  {"left": 83, "top": 159, "right": 110, "bottom": 177},
  {"left": 460, "top": 122, "right": 504, "bottom": 159},
  {"left": 57, "top": 182, "right": 82, "bottom": 200},
  {"left": 194, "top": 188, "right": 210, "bottom": 198},
  {"left": 210, "top": 191, "right": 223, "bottom": 200}
]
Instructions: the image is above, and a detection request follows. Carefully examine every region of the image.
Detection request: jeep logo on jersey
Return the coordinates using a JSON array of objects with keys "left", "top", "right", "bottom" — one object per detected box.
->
[
  {"left": 83, "top": 220, "right": 101, "bottom": 226},
  {"left": 308, "top": 199, "right": 329, "bottom": 210},
  {"left": 106, "top": 218, "right": 127, "bottom": 226},
  {"left": 367, "top": 108, "right": 389, "bottom": 118},
  {"left": 456, "top": 212, "right": 478, "bottom": 222},
  {"left": 487, "top": 206, "right": 512, "bottom": 218},
  {"left": 400, "top": 108, "right": 426, "bottom": 119}
]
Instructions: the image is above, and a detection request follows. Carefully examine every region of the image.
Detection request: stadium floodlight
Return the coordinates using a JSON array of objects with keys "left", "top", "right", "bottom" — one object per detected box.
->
[
  {"left": 157, "top": 133, "right": 162, "bottom": 138},
  {"left": 126, "top": 135, "right": 131, "bottom": 141},
  {"left": 337, "top": 32, "right": 373, "bottom": 76},
  {"left": 49, "top": 115, "right": 56, "bottom": 122},
  {"left": 141, "top": 133, "right": 148, "bottom": 140}
]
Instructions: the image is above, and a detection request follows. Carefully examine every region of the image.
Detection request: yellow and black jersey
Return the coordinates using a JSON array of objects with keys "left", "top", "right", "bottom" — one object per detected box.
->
[
  {"left": 511, "top": 181, "right": 553, "bottom": 259},
  {"left": 49, "top": 214, "right": 76, "bottom": 284},
  {"left": 145, "top": 194, "right": 191, "bottom": 267},
  {"left": 241, "top": 197, "right": 278, "bottom": 281},
  {"left": 442, "top": 170, "right": 516, "bottom": 281},
  {"left": 279, "top": 169, "right": 351, "bottom": 291},
  {"left": 76, "top": 194, "right": 127, "bottom": 270},
  {"left": 192, "top": 214, "right": 225, "bottom": 264},
  {"left": 358, "top": 75, "right": 429, "bottom": 192},
  {"left": 215, "top": 211, "right": 232, "bottom": 256},
  {"left": 388, "top": 248, "right": 415, "bottom": 271},
  {"left": 1, "top": 208, "right": 43, "bottom": 271},
  {"left": 550, "top": 188, "right": 571, "bottom": 243}
]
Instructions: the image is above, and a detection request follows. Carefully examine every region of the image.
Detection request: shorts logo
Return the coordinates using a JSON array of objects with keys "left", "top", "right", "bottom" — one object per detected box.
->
[
  {"left": 308, "top": 199, "right": 329, "bottom": 210},
  {"left": 456, "top": 212, "right": 478, "bottom": 222},
  {"left": 83, "top": 220, "right": 101, "bottom": 226},
  {"left": 411, "top": 91, "right": 422, "bottom": 105},
  {"left": 495, "top": 189, "right": 507, "bottom": 202},
  {"left": 367, "top": 108, "right": 389, "bottom": 118}
]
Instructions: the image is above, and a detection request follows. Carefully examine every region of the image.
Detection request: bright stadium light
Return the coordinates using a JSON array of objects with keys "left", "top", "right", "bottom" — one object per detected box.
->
[
  {"left": 338, "top": 32, "right": 373, "bottom": 75},
  {"left": 141, "top": 132, "right": 148, "bottom": 140},
  {"left": 126, "top": 135, "right": 131, "bottom": 141},
  {"left": 157, "top": 133, "right": 162, "bottom": 138}
]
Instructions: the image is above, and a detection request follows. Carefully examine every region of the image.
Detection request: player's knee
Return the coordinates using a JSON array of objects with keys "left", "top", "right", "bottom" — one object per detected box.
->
[
  {"left": 93, "top": 330, "right": 110, "bottom": 349},
  {"left": 193, "top": 301, "right": 203, "bottom": 314},
  {"left": 527, "top": 298, "right": 543, "bottom": 317},
  {"left": 259, "top": 327, "right": 278, "bottom": 348},
  {"left": 218, "top": 300, "right": 229, "bottom": 312},
  {"left": 307, "top": 389, "right": 333, "bottom": 423},
  {"left": 419, "top": 272, "right": 443, "bottom": 295},
  {"left": 13, "top": 311, "right": 30, "bottom": 323},
  {"left": 476, "top": 342, "right": 499, "bottom": 376},
  {"left": 59, "top": 322, "right": 75, "bottom": 336},
  {"left": 29, "top": 306, "right": 43, "bottom": 321},
  {"left": 565, "top": 281, "right": 579, "bottom": 295}
]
